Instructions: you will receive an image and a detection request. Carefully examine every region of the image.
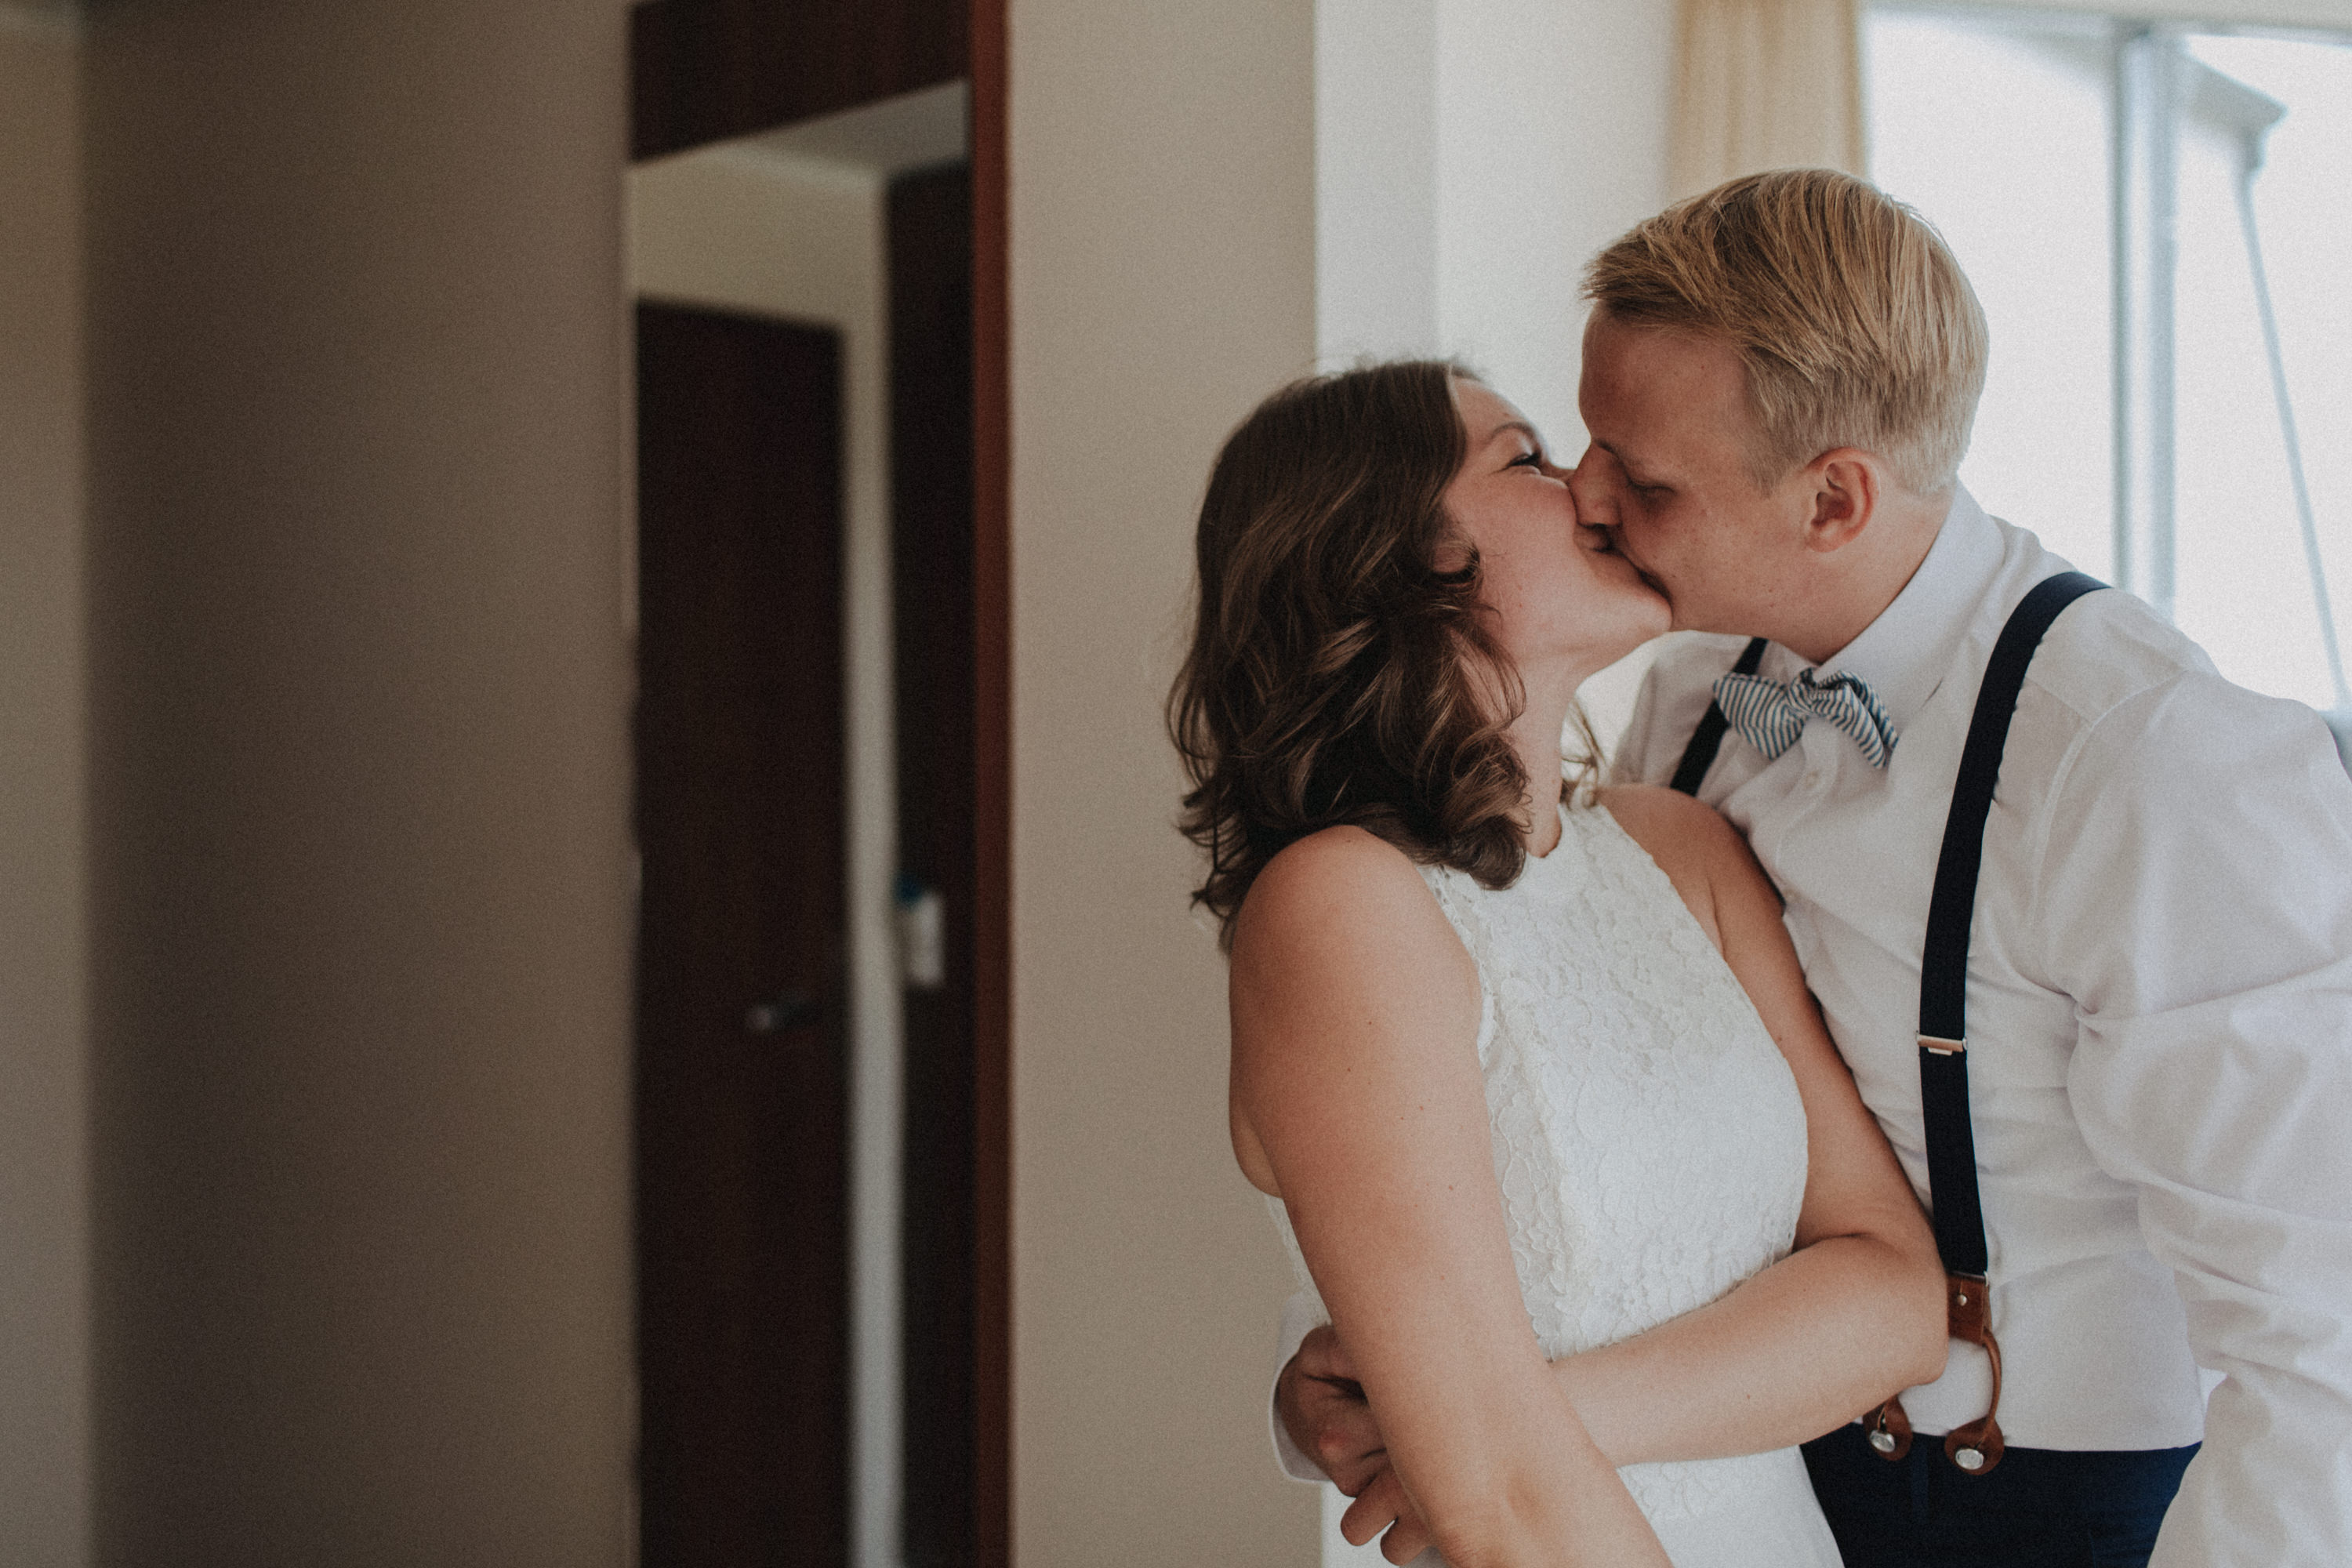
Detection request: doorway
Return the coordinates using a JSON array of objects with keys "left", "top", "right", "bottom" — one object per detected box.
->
[{"left": 626, "top": 3, "right": 1007, "bottom": 1564}]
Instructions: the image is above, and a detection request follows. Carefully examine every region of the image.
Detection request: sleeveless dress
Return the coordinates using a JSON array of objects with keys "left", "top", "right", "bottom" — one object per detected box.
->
[{"left": 1269, "top": 801, "right": 1842, "bottom": 1568}]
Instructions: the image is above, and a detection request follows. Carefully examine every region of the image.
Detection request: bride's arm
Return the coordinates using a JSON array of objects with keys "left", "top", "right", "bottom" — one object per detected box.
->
[
  {"left": 1230, "top": 826, "right": 1669, "bottom": 1568},
  {"left": 1543, "top": 786, "right": 1947, "bottom": 1464},
  {"left": 1319, "top": 786, "right": 1944, "bottom": 1558}
]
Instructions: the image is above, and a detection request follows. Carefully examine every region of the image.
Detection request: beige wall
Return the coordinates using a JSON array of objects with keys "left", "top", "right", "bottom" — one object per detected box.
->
[
  {"left": 0, "top": 13, "right": 89, "bottom": 1566},
  {"left": 82, "top": 2, "right": 635, "bottom": 1563},
  {"left": 1006, "top": 1, "right": 1321, "bottom": 1561}
]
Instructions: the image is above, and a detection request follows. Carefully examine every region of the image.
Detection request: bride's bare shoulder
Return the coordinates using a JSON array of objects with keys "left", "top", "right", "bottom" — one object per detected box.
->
[
  {"left": 1232, "top": 826, "right": 1431, "bottom": 948},
  {"left": 1228, "top": 826, "right": 1479, "bottom": 1196},
  {"left": 1229, "top": 825, "right": 1473, "bottom": 1029}
]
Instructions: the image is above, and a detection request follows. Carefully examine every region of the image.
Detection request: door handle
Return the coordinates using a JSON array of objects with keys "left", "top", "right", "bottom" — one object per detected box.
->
[{"left": 743, "top": 993, "right": 820, "bottom": 1034}]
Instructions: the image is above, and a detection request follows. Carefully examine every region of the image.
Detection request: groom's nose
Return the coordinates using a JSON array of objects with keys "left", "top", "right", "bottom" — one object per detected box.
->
[{"left": 1566, "top": 445, "right": 1620, "bottom": 528}]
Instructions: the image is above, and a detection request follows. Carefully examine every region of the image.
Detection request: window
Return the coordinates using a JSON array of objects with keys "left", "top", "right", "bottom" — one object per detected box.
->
[{"left": 1867, "top": 5, "right": 2352, "bottom": 731}]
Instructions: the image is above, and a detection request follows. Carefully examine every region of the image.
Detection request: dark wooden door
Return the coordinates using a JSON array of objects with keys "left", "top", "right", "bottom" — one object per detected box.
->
[
  {"left": 890, "top": 162, "right": 978, "bottom": 1568},
  {"left": 635, "top": 300, "right": 850, "bottom": 1566}
]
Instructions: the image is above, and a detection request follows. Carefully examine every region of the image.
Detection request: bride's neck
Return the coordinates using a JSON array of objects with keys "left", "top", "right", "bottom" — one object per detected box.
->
[{"left": 1503, "top": 690, "right": 1577, "bottom": 859}]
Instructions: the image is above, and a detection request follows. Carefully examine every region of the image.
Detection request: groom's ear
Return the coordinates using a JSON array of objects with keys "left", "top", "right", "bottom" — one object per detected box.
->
[{"left": 1798, "top": 449, "right": 1879, "bottom": 554}]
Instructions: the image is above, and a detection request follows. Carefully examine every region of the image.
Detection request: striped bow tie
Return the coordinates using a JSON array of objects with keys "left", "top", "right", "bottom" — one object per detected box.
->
[{"left": 1712, "top": 666, "right": 1900, "bottom": 768}]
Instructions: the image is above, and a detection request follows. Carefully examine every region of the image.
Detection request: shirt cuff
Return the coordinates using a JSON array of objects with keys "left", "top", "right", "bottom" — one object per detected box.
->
[{"left": 1271, "top": 1289, "right": 1329, "bottom": 1483}]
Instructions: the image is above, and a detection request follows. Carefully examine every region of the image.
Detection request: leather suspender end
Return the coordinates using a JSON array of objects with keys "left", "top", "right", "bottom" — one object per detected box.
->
[{"left": 1918, "top": 1034, "right": 1966, "bottom": 1056}]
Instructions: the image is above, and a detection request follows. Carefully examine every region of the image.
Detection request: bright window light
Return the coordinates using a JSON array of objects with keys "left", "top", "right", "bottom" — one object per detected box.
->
[{"left": 1867, "top": 7, "right": 2352, "bottom": 717}]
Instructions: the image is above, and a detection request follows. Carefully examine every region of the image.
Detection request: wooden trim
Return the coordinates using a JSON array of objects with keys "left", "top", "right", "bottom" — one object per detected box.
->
[{"left": 967, "top": 0, "right": 1012, "bottom": 1559}]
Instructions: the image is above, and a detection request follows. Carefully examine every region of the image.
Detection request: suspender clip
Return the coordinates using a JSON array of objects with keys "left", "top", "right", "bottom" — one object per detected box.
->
[
  {"left": 1918, "top": 1033, "right": 1965, "bottom": 1057},
  {"left": 1868, "top": 1271, "right": 2008, "bottom": 1475}
]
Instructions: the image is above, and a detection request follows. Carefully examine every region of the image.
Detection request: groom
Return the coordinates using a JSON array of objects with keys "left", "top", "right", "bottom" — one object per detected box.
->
[{"left": 1273, "top": 170, "right": 2352, "bottom": 1566}]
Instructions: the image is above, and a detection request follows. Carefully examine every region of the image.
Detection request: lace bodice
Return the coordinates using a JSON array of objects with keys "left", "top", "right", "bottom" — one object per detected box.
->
[{"left": 1271, "top": 801, "right": 1831, "bottom": 1559}]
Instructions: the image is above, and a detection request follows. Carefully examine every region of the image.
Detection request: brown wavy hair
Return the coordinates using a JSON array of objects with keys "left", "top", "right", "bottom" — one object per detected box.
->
[{"left": 1171, "top": 360, "right": 1588, "bottom": 948}]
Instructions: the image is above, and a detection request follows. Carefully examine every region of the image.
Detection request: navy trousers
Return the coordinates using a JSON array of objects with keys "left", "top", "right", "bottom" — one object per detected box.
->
[{"left": 1802, "top": 1422, "right": 2198, "bottom": 1568}]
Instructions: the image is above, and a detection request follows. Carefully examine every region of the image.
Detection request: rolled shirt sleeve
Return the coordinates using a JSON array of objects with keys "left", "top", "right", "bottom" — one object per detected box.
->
[
  {"left": 1271, "top": 1287, "right": 1330, "bottom": 1482},
  {"left": 2038, "top": 673, "right": 2352, "bottom": 1564}
]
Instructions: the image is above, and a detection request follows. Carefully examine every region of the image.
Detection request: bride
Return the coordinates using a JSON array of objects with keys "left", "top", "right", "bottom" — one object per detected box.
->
[{"left": 1170, "top": 361, "right": 1946, "bottom": 1566}]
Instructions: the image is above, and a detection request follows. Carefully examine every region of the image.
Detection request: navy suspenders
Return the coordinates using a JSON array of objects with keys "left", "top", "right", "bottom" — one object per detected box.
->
[
  {"left": 1668, "top": 637, "right": 1768, "bottom": 797},
  {"left": 1668, "top": 572, "right": 2108, "bottom": 1475}
]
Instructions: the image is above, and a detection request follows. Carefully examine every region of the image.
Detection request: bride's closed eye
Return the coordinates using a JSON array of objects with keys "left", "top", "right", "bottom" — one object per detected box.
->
[{"left": 1507, "top": 448, "right": 1547, "bottom": 470}]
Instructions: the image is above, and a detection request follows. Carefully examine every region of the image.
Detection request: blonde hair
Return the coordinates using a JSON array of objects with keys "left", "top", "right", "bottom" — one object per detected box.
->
[{"left": 1584, "top": 169, "right": 1987, "bottom": 495}]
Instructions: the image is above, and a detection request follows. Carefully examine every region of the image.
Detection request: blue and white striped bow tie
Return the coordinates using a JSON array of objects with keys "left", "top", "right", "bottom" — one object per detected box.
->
[{"left": 1712, "top": 666, "right": 1900, "bottom": 768}]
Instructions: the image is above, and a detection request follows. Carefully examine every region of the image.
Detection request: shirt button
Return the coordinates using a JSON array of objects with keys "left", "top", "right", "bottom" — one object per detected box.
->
[{"left": 1803, "top": 768, "right": 1824, "bottom": 789}]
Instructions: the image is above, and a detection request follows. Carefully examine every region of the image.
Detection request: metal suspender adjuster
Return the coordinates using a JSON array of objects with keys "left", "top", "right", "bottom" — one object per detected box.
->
[{"left": 1865, "top": 570, "right": 2107, "bottom": 1478}]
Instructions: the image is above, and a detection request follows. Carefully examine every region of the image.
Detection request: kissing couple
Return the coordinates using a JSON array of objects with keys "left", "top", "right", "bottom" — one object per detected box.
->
[{"left": 1171, "top": 170, "right": 2352, "bottom": 1567}]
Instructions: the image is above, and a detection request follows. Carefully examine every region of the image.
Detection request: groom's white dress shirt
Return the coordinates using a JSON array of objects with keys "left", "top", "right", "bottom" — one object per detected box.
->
[
  {"left": 1613, "top": 490, "right": 2352, "bottom": 1563},
  {"left": 1271, "top": 488, "right": 2352, "bottom": 1563}
]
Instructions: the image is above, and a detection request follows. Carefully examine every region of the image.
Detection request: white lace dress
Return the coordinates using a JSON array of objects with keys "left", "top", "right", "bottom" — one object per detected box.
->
[{"left": 1271, "top": 801, "right": 1842, "bottom": 1568}]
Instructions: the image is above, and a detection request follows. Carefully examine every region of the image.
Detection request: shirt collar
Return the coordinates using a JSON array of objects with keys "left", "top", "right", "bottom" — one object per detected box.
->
[{"left": 1805, "top": 485, "right": 2003, "bottom": 734}]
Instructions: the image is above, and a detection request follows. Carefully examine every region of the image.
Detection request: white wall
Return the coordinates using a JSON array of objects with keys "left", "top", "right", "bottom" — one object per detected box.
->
[
  {"left": 0, "top": 11, "right": 89, "bottom": 1566},
  {"left": 1316, "top": 0, "right": 1677, "bottom": 768},
  {"left": 1316, "top": 0, "right": 1439, "bottom": 363},
  {"left": 1433, "top": 0, "right": 1678, "bottom": 746},
  {"left": 1430, "top": 0, "right": 1674, "bottom": 449},
  {"left": 1314, "top": 0, "right": 1676, "bottom": 442},
  {"left": 626, "top": 142, "right": 905, "bottom": 1568}
]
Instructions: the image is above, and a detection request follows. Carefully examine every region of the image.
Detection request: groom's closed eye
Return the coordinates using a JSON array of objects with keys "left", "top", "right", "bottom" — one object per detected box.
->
[{"left": 1615, "top": 463, "right": 1671, "bottom": 497}]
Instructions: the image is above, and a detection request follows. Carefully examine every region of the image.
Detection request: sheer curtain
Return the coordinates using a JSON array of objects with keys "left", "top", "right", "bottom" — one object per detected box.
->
[{"left": 1671, "top": 0, "right": 1864, "bottom": 198}]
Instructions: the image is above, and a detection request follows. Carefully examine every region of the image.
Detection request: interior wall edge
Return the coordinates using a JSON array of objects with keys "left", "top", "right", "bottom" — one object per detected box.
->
[{"left": 0, "top": 15, "right": 90, "bottom": 1566}]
